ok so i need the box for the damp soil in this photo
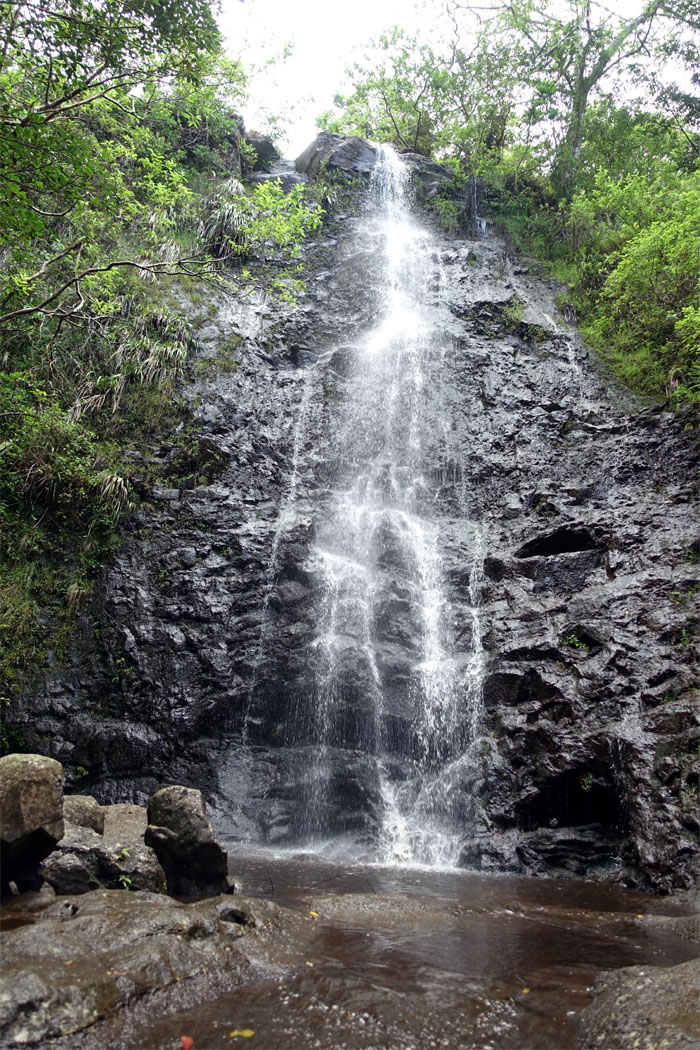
[123,851,696,1050]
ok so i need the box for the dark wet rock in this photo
[244,132,280,171]
[40,821,165,895]
[0,754,64,894]
[575,956,700,1049]
[0,888,290,1049]
[145,785,231,896]
[295,131,378,178]
[63,796,104,835]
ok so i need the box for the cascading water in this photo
[221,145,486,867]
[293,148,485,865]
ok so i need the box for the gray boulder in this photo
[63,795,104,835]
[40,821,165,895]
[145,785,231,896]
[0,753,64,893]
[295,132,378,179]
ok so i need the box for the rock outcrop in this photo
[295,131,378,178]
[0,754,64,893]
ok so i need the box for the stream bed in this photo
[133,851,697,1050]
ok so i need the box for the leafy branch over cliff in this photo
[322,0,700,404]
[0,0,322,717]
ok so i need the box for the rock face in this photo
[0,754,64,893]
[10,139,700,892]
[295,131,378,178]
[146,785,230,896]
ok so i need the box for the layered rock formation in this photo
[8,137,698,892]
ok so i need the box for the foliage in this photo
[572,167,700,399]
[0,0,325,712]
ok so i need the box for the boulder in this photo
[295,132,378,179]
[63,795,104,835]
[0,753,64,893]
[145,785,231,896]
[40,821,165,895]
[244,132,280,171]
[101,802,147,843]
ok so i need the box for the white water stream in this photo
[291,148,485,865]
[218,146,485,867]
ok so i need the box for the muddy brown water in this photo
[139,850,696,1050]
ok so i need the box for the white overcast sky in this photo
[216,0,690,158]
[217,0,430,156]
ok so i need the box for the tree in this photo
[319,26,518,172]
[446,0,700,195]
[0,0,226,332]
[448,1,675,195]
[320,28,453,157]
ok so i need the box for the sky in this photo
[217,0,430,156]
[216,0,692,159]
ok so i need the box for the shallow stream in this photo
[139,851,696,1050]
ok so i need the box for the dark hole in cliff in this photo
[514,526,602,559]
[483,668,563,708]
[516,769,628,834]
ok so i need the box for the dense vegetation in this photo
[0,0,321,725]
[321,0,700,405]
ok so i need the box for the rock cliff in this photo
[12,137,699,892]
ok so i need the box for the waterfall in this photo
[218,145,485,867]
[290,147,484,865]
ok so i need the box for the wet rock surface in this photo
[576,956,700,1049]
[11,147,700,891]
[0,887,301,1049]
